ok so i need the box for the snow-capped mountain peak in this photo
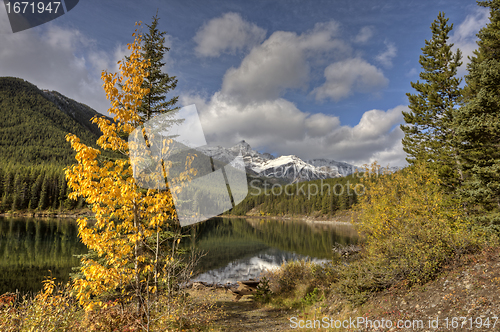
[196,141,359,183]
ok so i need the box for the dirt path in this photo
[189,288,295,331]
[190,247,500,332]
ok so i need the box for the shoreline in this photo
[220,213,353,225]
[0,210,353,225]
[0,209,94,219]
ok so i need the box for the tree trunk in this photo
[133,201,141,314]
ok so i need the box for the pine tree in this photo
[29,172,44,210]
[330,193,338,214]
[401,12,463,189]
[0,168,4,198]
[321,193,329,214]
[455,0,500,225]
[3,171,12,198]
[138,12,178,122]
[38,175,49,210]
[58,172,67,209]
[11,171,22,211]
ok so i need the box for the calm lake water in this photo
[0,216,357,294]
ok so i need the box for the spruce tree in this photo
[321,194,329,214]
[38,176,49,210]
[29,172,44,210]
[138,12,178,122]
[0,168,3,198]
[455,0,500,225]
[11,171,22,211]
[401,12,463,189]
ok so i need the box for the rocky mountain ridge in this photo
[197,140,360,183]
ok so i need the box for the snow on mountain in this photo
[305,158,360,177]
[196,140,360,183]
[251,155,341,183]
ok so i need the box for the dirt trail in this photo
[191,248,500,332]
[189,288,295,331]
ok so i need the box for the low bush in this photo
[335,163,482,305]
[266,260,337,297]
[0,278,81,332]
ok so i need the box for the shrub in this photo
[301,288,324,306]
[266,260,337,298]
[0,278,81,332]
[254,276,273,303]
[336,162,481,304]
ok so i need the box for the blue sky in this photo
[0,0,490,166]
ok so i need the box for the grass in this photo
[0,279,222,332]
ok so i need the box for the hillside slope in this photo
[0,77,104,165]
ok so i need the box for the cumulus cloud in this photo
[221,22,351,103]
[353,26,374,44]
[312,58,388,101]
[375,40,397,68]
[194,12,266,57]
[181,92,407,166]
[0,10,132,114]
[450,7,489,75]
[183,19,403,165]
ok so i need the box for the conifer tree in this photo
[0,168,4,198]
[29,172,43,210]
[138,12,178,122]
[401,12,463,189]
[455,0,500,225]
[11,171,22,211]
[58,173,67,209]
[38,176,49,210]
[321,194,329,214]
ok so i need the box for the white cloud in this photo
[353,26,374,44]
[182,92,407,166]
[450,7,489,75]
[406,67,418,77]
[375,40,397,68]
[183,19,403,166]
[221,22,351,103]
[194,12,266,57]
[0,10,134,114]
[312,58,388,101]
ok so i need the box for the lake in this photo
[0,216,358,294]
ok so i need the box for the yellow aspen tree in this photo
[65,22,194,312]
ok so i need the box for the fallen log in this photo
[229,280,260,302]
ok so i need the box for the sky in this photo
[0,0,490,166]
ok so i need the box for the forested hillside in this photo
[227,175,363,216]
[0,163,85,213]
[0,77,103,165]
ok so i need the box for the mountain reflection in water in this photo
[0,217,87,295]
[188,217,357,284]
[0,216,357,293]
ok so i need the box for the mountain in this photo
[0,77,104,165]
[305,158,359,176]
[197,140,359,183]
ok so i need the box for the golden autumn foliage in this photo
[334,162,480,305]
[355,162,467,244]
[354,162,477,283]
[65,23,194,312]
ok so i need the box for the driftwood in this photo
[185,280,261,301]
[229,280,260,302]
